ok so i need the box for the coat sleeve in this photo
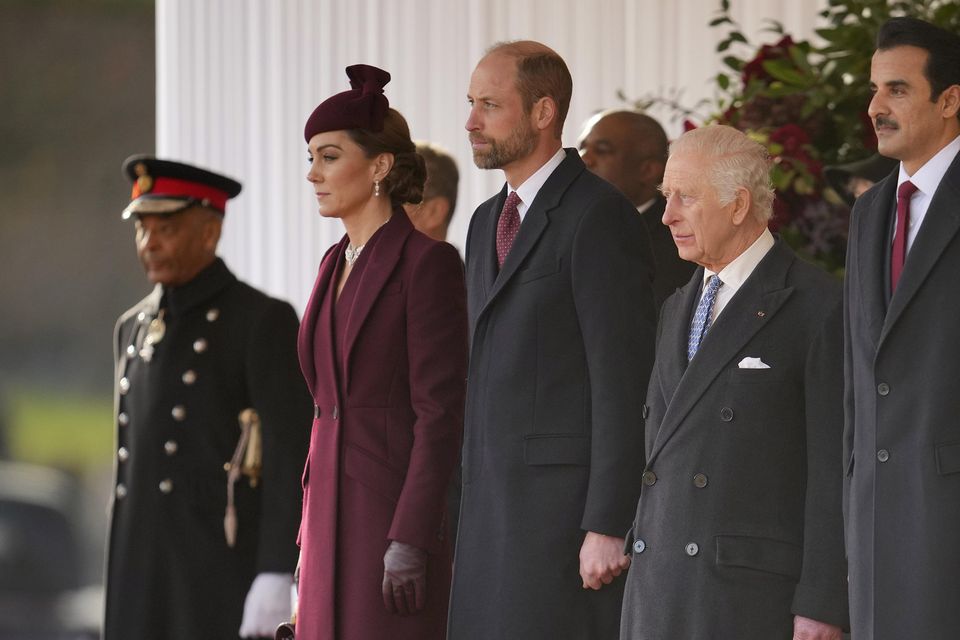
[791,297,850,629]
[571,195,657,536]
[245,299,313,573]
[388,241,469,553]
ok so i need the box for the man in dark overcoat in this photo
[620,125,848,639]
[447,41,657,639]
[844,18,960,639]
[578,109,695,308]
[104,156,311,639]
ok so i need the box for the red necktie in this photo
[496,191,522,268]
[891,180,918,293]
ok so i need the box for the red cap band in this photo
[131,177,230,211]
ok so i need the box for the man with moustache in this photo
[579,110,694,307]
[105,156,311,639]
[447,41,657,639]
[843,18,960,639]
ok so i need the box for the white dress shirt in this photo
[896,134,960,253]
[508,148,566,222]
[699,228,775,324]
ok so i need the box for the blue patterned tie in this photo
[688,275,723,361]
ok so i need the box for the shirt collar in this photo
[703,228,775,290]
[898,133,960,196]
[508,148,566,210]
[635,197,657,215]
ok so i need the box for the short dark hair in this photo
[486,41,572,138]
[877,17,960,118]
[416,143,459,223]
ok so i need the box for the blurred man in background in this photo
[404,142,459,242]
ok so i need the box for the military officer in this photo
[105,156,312,639]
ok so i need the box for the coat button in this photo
[137,312,146,323]
[164,440,178,456]
[115,483,127,500]
[877,449,890,463]
[119,377,131,395]
[118,412,129,427]
[181,370,197,385]
[633,539,646,554]
[206,308,220,322]
[313,404,320,419]
[693,473,708,488]
[719,407,734,422]
[193,338,208,353]
[159,479,173,494]
[877,382,890,396]
[126,344,137,357]
[685,542,700,556]
[118,447,129,463]
[171,405,186,421]
[642,470,657,486]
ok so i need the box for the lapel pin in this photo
[757,310,766,318]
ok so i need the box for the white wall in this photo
[156,0,825,312]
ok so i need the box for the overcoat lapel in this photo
[477,188,505,301]
[656,271,702,406]
[474,150,583,325]
[856,174,897,349]
[298,241,345,395]
[881,156,960,346]
[646,241,795,465]
[342,211,413,389]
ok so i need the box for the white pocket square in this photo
[738,357,770,369]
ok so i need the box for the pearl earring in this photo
[374,180,381,197]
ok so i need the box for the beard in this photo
[471,118,538,169]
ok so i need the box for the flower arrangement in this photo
[631,0,960,275]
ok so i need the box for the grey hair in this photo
[669,124,775,223]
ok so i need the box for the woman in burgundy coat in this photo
[294,64,468,640]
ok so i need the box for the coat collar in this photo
[646,238,796,464]
[881,152,960,345]
[474,148,584,324]
[297,240,343,396]
[162,257,236,317]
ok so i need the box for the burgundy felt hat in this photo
[304,64,391,142]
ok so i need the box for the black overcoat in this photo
[844,152,960,639]
[104,258,311,639]
[620,240,849,639]
[448,150,657,639]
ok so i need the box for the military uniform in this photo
[104,156,311,639]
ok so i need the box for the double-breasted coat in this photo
[105,258,311,638]
[844,151,960,639]
[295,211,467,640]
[447,150,657,639]
[620,239,849,639]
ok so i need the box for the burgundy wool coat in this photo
[295,211,468,640]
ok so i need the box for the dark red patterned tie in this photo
[496,191,522,268]
[891,180,918,293]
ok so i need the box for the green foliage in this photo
[7,387,113,473]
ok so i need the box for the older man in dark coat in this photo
[105,156,311,639]
[620,125,848,640]
[448,42,657,640]
[844,18,960,639]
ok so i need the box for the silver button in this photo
[115,484,127,499]
[137,312,146,322]
[181,370,197,385]
[877,449,890,463]
[126,344,137,357]
[633,539,646,554]
[159,479,173,494]
[119,377,131,395]
[164,440,178,456]
[118,447,129,463]
[877,383,890,396]
[118,412,129,427]
[171,405,186,421]
[206,308,220,322]
[193,338,208,353]
[685,542,700,556]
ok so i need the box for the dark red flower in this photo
[682,119,698,132]
[741,35,796,85]
[769,123,810,156]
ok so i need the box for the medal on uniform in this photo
[139,309,166,362]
